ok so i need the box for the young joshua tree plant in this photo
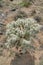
[5,18,42,54]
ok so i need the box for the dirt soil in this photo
[0,0,43,65]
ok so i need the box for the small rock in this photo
[34,16,41,22]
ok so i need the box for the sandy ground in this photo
[0,0,43,65]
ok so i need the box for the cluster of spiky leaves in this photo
[5,18,41,52]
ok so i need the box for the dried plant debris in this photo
[14,11,28,20]
[39,55,43,65]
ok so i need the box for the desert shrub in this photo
[0,0,3,7]
[19,0,32,7]
[0,0,4,7]
[0,48,3,56]
[40,56,43,65]
[5,18,42,53]
[40,60,43,65]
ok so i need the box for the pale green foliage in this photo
[40,60,43,65]
[5,18,41,51]
[19,0,32,7]
[40,57,43,65]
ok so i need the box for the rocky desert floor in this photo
[0,0,43,65]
